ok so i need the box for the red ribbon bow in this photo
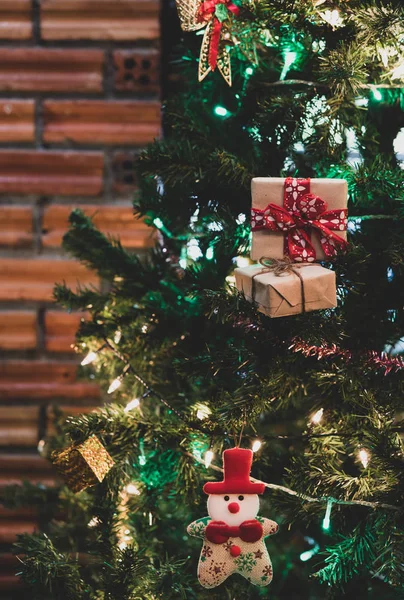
[206,519,263,544]
[251,177,348,262]
[197,0,239,71]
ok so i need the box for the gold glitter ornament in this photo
[51,435,115,493]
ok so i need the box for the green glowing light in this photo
[372,87,382,101]
[206,246,214,260]
[214,105,230,118]
[300,549,315,562]
[245,66,254,76]
[280,50,297,81]
[153,217,164,229]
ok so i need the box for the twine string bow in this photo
[251,257,309,313]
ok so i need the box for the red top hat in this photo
[203,447,265,495]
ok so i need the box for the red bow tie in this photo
[206,519,263,544]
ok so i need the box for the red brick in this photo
[0,521,36,543]
[0,100,34,142]
[0,48,104,93]
[44,310,85,352]
[0,405,97,446]
[0,258,99,302]
[41,0,159,41]
[0,205,33,247]
[112,152,137,193]
[42,205,155,249]
[43,100,161,145]
[0,0,32,40]
[0,311,36,350]
[113,49,159,94]
[0,151,104,196]
[0,361,101,402]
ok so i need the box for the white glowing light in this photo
[359,448,370,469]
[226,275,236,287]
[114,330,122,344]
[252,440,262,453]
[125,398,140,412]
[235,256,250,268]
[196,404,211,420]
[81,350,97,366]
[118,541,128,550]
[108,377,122,394]
[206,246,214,260]
[391,61,404,81]
[37,439,45,453]
[88,517,100,528]
[311,408,324,424]
[204,450,214,468]
[126,483,141,496]
[148,512,153,526]
[236,213,246,225]
[141,324,148,333]
[319,9,343,28]
[187,238,203,261]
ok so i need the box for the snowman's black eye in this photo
[224,495,230,501]
[238,495,244,501]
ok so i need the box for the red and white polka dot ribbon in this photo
[251,177,348,262]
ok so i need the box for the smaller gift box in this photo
[251,177,348,262]
[235,262,336,318]
[51,435,114,493]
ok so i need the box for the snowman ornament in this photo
[187,447,278,588]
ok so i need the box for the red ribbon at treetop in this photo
[197,0,240,71]
[251,177,348,262]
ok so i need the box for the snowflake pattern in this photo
[188,516,211,538]
[235,552,257,573]
[201,545,213,562]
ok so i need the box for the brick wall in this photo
[0,1,161,593]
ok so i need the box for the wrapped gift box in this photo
[235,263,336,318]
[52,435,114,493]
[251,177,348,262]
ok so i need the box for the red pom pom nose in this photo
[228,502,240,514]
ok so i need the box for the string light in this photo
[322,498,333,531]
[196,404,211,420]
[372,86,383,101]
[204,450,214,468]
[153,217,164,229]
[108,377,122,394]
[319,8,343,28]
[235,256,250,268]
[213,105,231,118]
[126,483,141,496]
[124,397,140,412]
[358,448,371,469]
[280,49,297,81]
[311,408,324,424]
[81,350,97,366]
[300,537,320,562]
[114,330,122,344]
[148,512,153,526]
[206,246,214,260]
[252,440,262,453]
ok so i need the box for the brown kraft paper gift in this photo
[235,263,337,318]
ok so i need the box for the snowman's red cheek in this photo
[228,502,240,513]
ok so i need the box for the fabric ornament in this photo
[187,447,278,588]
[175,0,240,85]
[251,177,348,262]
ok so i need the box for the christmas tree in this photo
[4,1,404,598]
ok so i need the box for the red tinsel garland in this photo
[290,338,404,376]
